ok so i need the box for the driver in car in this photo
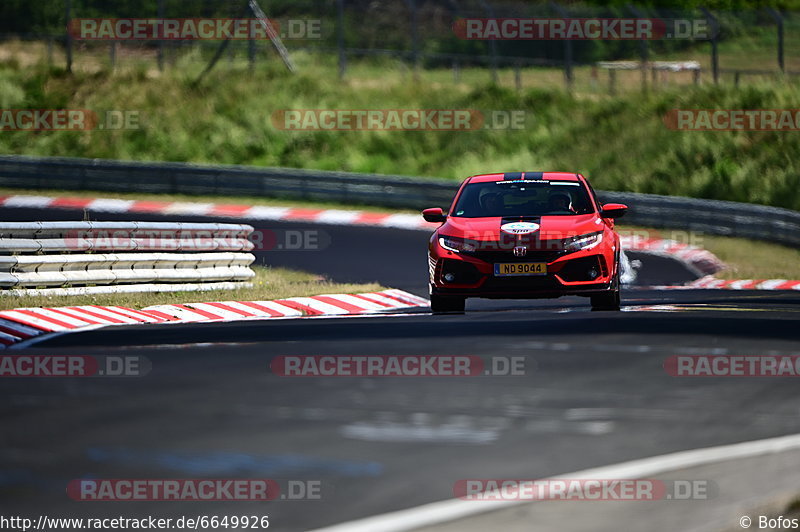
[481,193,504,215]
[548,192,575,213]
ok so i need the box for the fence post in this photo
[766,8,785,74]
[627,4,649,92]
[403,0,420,82]
[700,8,719,84]
[609,69,617,95]
[515,62,522,91]
[157,0,165,71]
[248,38,256,72]
[734,71,740,87]
[453,60,460,83]
[550,1,573,92]
[65,0,73,73]
[109,42,116,70]
[478,0,499,84]
[337,0,347,79]
[47,37,54,66]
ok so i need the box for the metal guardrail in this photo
[0,155,798,248]
[0,155,454,209]
[599,190,800,248]
[0,221,256,290]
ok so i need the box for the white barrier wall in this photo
[0,222,256,292]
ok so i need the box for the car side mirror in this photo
[601,203,628,219]
[422,207,447,223]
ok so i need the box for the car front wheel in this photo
[590,288,620,311]
[430,293,466,314]
[591,265,621,311]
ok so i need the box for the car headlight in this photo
[439,236,477,253]
[563,232,603,252]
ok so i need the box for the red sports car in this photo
[423,171,628,312]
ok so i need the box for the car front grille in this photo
[465,249,566,264]
[481,275,561,291]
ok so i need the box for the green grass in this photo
[0,266,384,312]
[692,234,800,280]
[2,44,800,211]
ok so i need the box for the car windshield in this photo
[451,180,595,218]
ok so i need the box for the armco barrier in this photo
[0,221,256,292]
[0,154,454,209]
[0,155,798,248]
[600,190,800,248]
[0,221,255,253]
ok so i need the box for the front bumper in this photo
[429,245,617,299]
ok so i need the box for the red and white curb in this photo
[0,289,429,348]
[0,194,438,231]
[689,276,800,290]
[618,235,725,276]
[638,276,800,291]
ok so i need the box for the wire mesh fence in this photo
[0,1,798,94]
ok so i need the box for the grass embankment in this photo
[1,51,800,209]
[0,266,383,312]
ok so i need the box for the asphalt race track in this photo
[1,206,800,531]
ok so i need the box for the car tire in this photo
[591,263,621,311]
[591,289,620,311]
[430,294,466,314]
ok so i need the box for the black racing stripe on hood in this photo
[500,216,541,224]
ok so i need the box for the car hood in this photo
[440,214,603,241]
